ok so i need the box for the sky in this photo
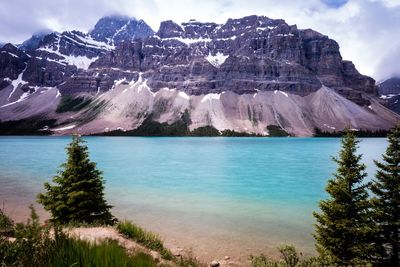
[0,0,400,80]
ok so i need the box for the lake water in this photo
[0,137,387,262]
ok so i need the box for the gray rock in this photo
[210,260,220,267]
[90,15,154,45]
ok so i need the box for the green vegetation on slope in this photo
[0,207,158,267]
[56,95,92,113]
[99,112,266,137]
[190,125,220,136]
[266,125,289,137]
[117,220,173,260]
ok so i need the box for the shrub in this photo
[0,208,158,267]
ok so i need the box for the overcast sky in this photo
[0,0,399,80]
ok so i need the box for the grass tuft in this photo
[117,220,174,260]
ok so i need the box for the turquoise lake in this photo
[0,137,387,260]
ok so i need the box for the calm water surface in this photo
[0,137,387,260]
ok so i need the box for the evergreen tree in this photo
[38,135,114,225]
[371,126,400,267]
[313,130,375,265]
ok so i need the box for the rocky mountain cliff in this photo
[0,15,398,136]
[378,77,400,114]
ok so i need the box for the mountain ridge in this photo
[0,15,399,136]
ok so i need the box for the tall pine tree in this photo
[38,135,115,225]
[313,130,375,265]
[371,126,400,267]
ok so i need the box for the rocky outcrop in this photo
[87,15,375,103]
[378,77,400,95]
[378,77,400,114]
[89,15,154,45]
[0,16,152,96]
[18,31,51,51]
[0,44,30,82]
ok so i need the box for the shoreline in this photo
[1,198,317,265]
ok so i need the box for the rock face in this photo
[378,77,400,114]
[89,15,375,103]
[379,77,400,95]
[0,15,398,136]
[18,31,51,51]
[89,15,154,45]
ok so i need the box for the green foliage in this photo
[174,252,203,267]
[190,126,220,136]
[46,236,157,267]
[314,128,389,137]
[371,125,400,267]
[79,99,108,124]
[0,210,158,267]
[133,116,189,136]
[0,118,55,135]
[278,245,300,267]
[0,208,14,236]
[267,125,289,137]
[117,220,173,260]
[250,245,322,267]
[56,95,92,113]
[313,130,376,265]
[250,254,278,267]
[98,111,266,137]
[38,135,115,225]
[0,205,54,267]
[220,129,263,137]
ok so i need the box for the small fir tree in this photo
[371,126,400,267]
[313,130,375,265]
[38,135,114,225]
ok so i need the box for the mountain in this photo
[0,15,398,136]
[378,77,400,114]
[18,30,52,51]
[0,42,4,48]
[89,15,154,45]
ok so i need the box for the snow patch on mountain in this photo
[64,55,98,70]
[160,36,212,45]
[38,45,99,70]
[201,93,221,103]
[8,67,28,100]
[205,52,229,67]
[274,90,288,97]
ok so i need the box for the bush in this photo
[190,126,220,136]
[0,208,158,267]
[0,208,14,236]
[266,125,289,137]
[250,245,325,267]
[47,236,157,267]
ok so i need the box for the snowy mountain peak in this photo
[18,30,52,51]
[89,15,154,45]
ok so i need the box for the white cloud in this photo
[0,0,399,80]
